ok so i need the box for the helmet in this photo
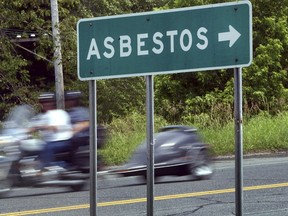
[38,92,55,102]
[65,90,82,100]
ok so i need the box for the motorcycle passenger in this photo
[65,91,89,145]
[65,90,106,171]
[33,92,73,170]
[64,91,89,168]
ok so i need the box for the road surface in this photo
[1,156,288,215]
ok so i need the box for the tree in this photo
[154,0,288,123]
[0,0,168,121]
[0,0,87,120]
[0,36,35,119]
[2,0,288,125]
[242,0,288,115]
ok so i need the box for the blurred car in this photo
[112,125,213,181]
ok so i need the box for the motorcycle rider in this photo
[32,92,73,170]
[0,95,89,195]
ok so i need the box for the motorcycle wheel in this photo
[193,164,213,180]
[188,149,213,180]
[69,181,86,191]
[0,179,11,198]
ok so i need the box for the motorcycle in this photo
[0,105,106,198]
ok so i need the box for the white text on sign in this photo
[86,27,209,60]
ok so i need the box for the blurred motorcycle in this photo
[111,125,214,181]
[0,105,106,198]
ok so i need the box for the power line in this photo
[12,42,53,63]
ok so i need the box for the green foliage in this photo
[240,0,288,116]
[201,112,288,157]
[0,34,36,119]
[154,0,288,123]
[201,121,235,156]
[2,0,288,129]
[97,77,146,123]
[182,89,234,128]
[243,112,288,152]
[0,0,166,121]
[2,0,288,164]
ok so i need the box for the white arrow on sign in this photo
[218,25,241,47]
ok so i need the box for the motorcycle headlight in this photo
[160,142,176,149]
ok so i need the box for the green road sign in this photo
[77,1,252,80]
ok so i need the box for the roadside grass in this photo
[201,112,288,157]
[243,112,288,152]
[101,112,288,166]
[200,121,235,156]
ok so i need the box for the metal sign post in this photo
[146,75,155,216]
[89,80,98,216]
[234,67,243,216]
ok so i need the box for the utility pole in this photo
[50,0,64,109]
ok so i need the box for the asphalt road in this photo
[1,156,288,216]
